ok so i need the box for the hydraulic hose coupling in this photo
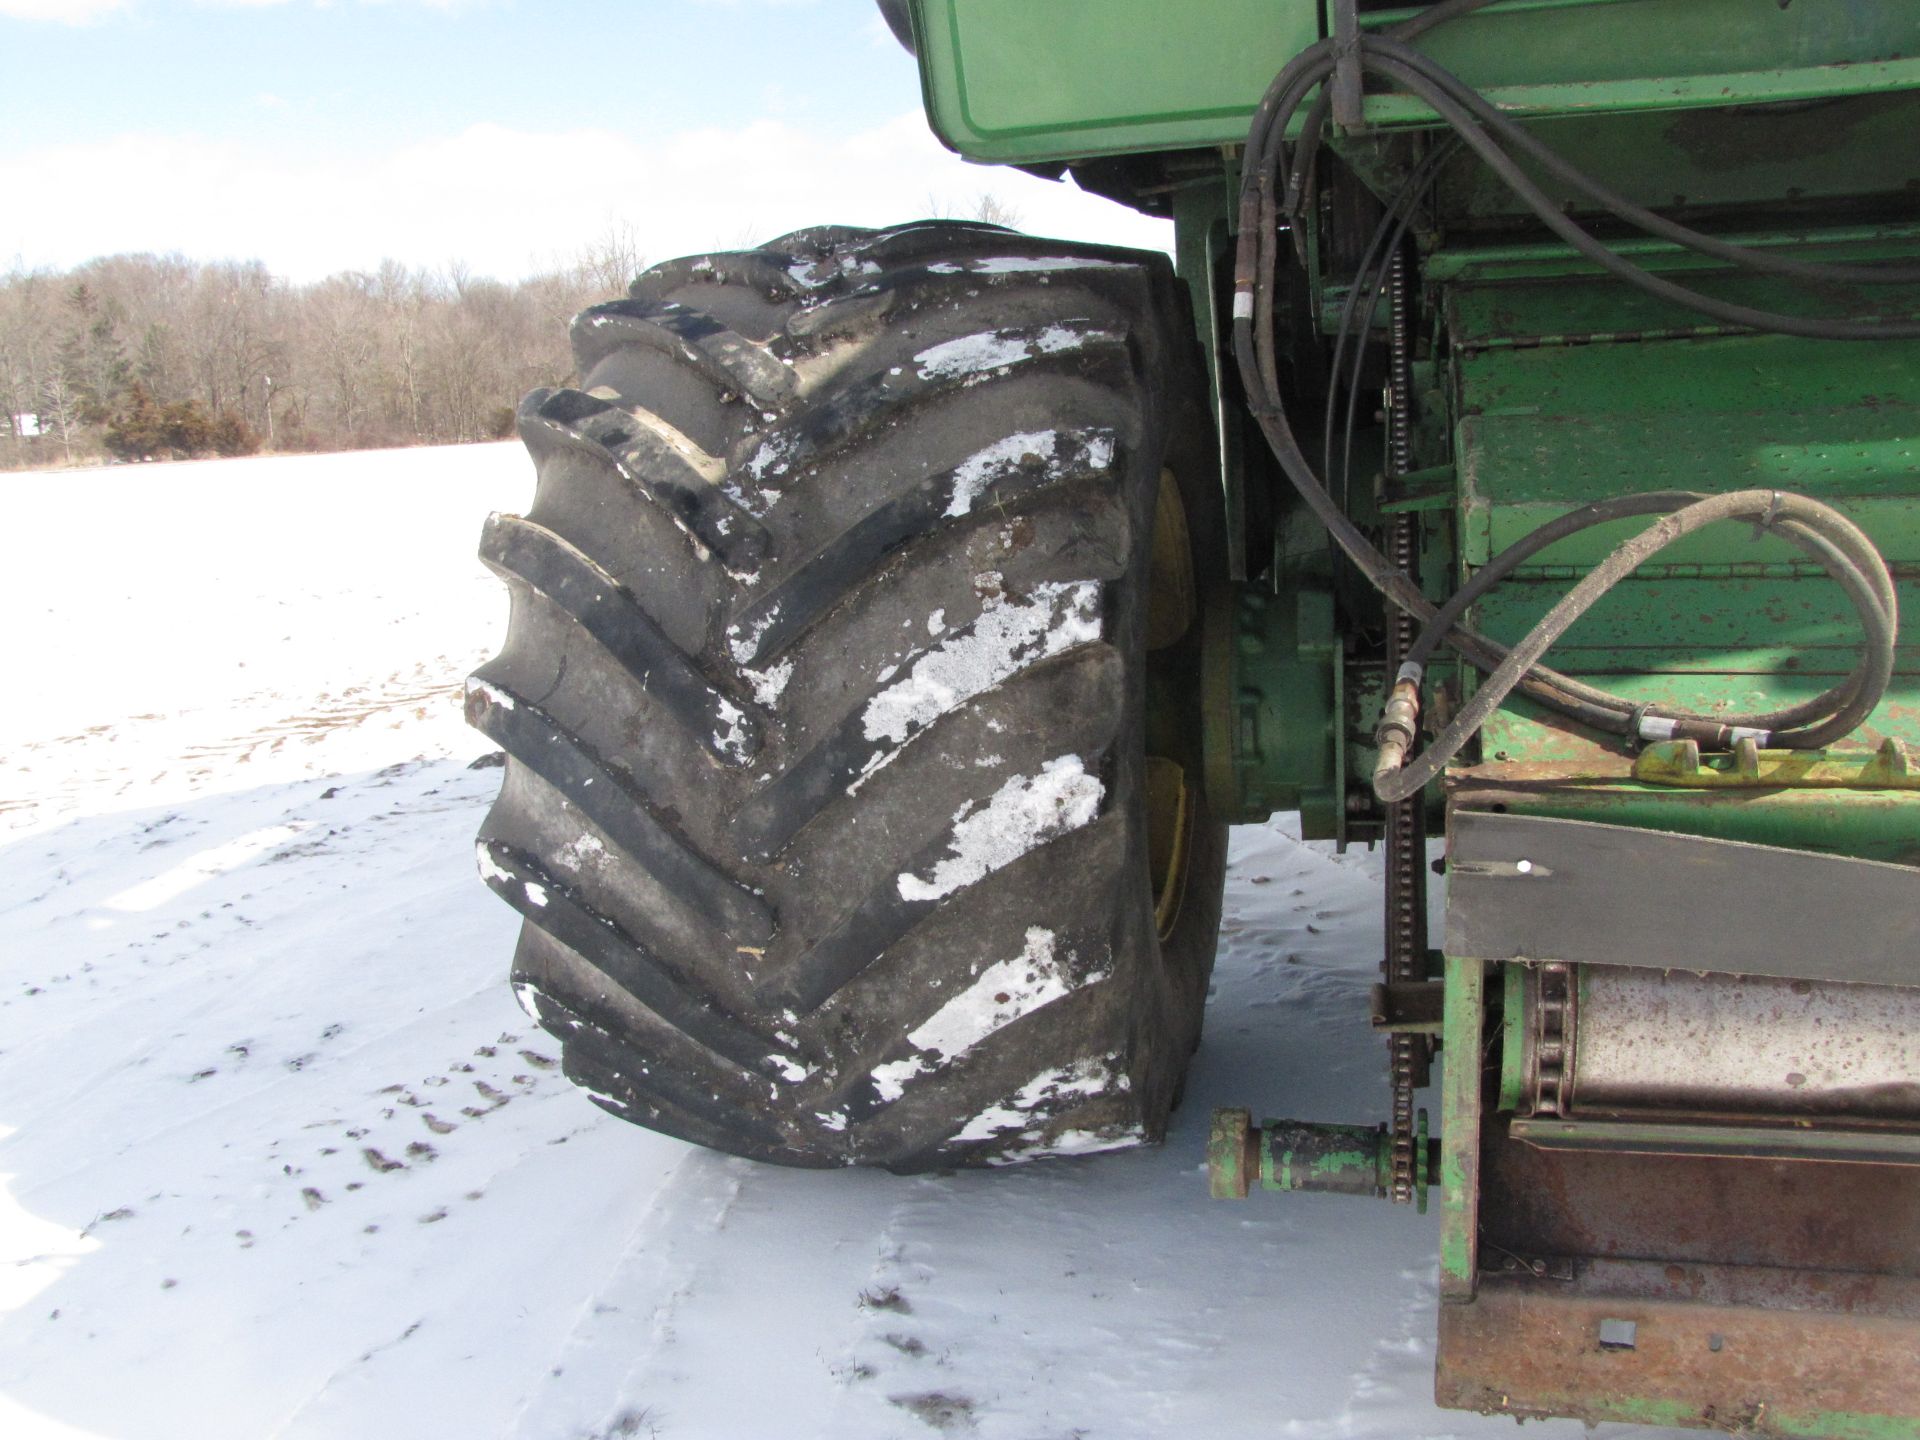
[1635,711,1772,752]
[1374,662,1424,782]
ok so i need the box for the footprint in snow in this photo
[889,1393,977,1432]
[276,1037,560,1220]
[858,1286,912,1314]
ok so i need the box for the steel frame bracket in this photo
[1438,1267,1920,1438]
[1445,811,1920,990]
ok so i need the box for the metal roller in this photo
[1508,963,1920,1125]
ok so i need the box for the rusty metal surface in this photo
[1635,736,1919,791]
[1264,1119,1392,1199]
[1510,1116,1920,1168]
[1437,1267,1920,1436]
[1522,960,1576,1117]
[1207,1107,1257,1200]
[1525,965,1920,1122]
[1478,1131,1920,1279]
[1369,979,1444,1033]
[1457,736,1920,794]
[1454,959,1920,1434]
[1573,1258,1920,1315]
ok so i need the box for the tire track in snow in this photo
[0,764,516,1190]
[0,451,1705,1440]
[495,1153,755,1440]
[818,1159,1299,1440]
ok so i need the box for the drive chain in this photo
[1383,248,1428,1205]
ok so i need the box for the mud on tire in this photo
[468,221,1227,1171]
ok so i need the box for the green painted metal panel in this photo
[1368,0,1920,86]
[1447,270,1920,356]
[1539,1394,1920,1440]
[1775,1412,1920,1440]
[909,0,1320,164]
[909,0,1920,165]
[1452,304,1920,555]
[1422,96,1920,225]
[1471,578,1920,676]
[1437,954,1485,1300]
[1495,963,1525,1114]
[1427,227,1920,287]
[1472,503,1920,566]
[1356,55,1920,126]
[1453,316,1920,572]
[1455,774,1920,864]
[1449,269,1920,858]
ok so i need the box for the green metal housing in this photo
[910,0,1920,165]
[1445,258,1920,860]
[905,0,1920,856]
[903,2,1920,1435]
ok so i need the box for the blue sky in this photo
[1,0,1168,280]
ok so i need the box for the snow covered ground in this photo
[0,444,1696,1440]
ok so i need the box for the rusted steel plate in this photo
[1478,1132,1920,1278]
[1437,1268,1920,1437]
[1509,1116,1920,1167]
[1445,812,1920,988]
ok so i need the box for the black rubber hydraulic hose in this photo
[1367,35,1920,288]
[1373,490,1900,801]
[1363,53,1920,340]
[1402,490,1896,737]
[1233,11,1904,786]
[1322,139,1459,494]
[1279,0,1510,236]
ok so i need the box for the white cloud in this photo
[2,0,486,14]
[0,0,127,21]
[0,112,1171,283]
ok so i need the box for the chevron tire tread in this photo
[469,221,1226,1171]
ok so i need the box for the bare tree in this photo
[973,192,1023,228]
[303,271,386,445]
[39,364,84,463]
[0,266,56,464]
[572,220,646,298]
[186,260,279,424]
[923,191,1025,230]
[0,245,634,466]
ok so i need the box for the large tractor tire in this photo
[468,222,1227,1171]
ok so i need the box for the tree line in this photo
[0,235,644,470]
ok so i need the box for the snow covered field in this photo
[0,445,1695,1440]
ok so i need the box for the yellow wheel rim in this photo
[1145,468,1198,942]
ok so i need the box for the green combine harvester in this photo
[468,1,1920,1431]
